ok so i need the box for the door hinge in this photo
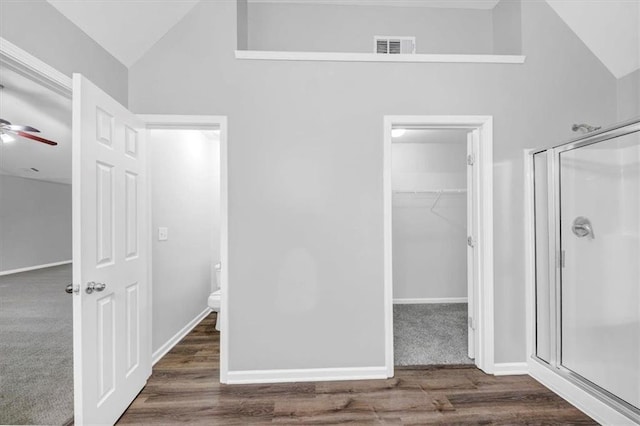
[468,316,475,330]
[559,250,565,268]
[467,154,474,166]
[467,236,475,247]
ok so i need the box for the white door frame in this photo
[0,37,72,97]
[383,115,495,376]
[138,114,229,384]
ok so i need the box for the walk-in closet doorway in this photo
[383,116,495,376]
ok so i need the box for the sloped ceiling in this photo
[546,0,640,79]
[47,0,199,68]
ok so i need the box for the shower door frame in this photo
[524,118,640,425]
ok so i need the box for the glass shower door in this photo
[559,131,640,409]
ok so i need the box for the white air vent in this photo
[374,36,416,54]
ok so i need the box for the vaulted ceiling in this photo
[47,0,199,68]
[546,0,639,78]
[45,0,640,79]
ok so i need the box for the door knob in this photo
[86,282,106,294]
[65,284,73,294]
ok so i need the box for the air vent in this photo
[374,36,416,55]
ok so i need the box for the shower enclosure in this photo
[528,119,640,423]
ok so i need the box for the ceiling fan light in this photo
[1,133,15,143]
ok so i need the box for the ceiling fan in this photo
[0,118,58,146]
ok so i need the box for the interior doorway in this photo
[146,127,221,363]
[383,116,495,377]
[390,128,473,366]
[140,115,229,383]
[0,56,73,425]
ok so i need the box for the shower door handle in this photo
[572,217,594,239]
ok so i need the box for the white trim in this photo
[235,50,526,64]
[247,0,501,9]
[393,297,467,304]
[137,115,223,129]
[383,118,394,379]
[0,260,72,276]
[139,114,229,384]
[152,307,212,366]
[493,362,528,376]
[226,366,387,385]
[529,360,634,425]
[0,37,72,96]
[383,115,495,376]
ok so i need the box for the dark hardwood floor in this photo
[117,314,597,425]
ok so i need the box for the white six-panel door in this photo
[72,74,150,425]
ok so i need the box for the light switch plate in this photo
[158,227,168,241]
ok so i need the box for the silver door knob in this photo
[86,282,106,294]
[65,284,73,294]
[572,216,594,239]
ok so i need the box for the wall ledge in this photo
[235,50,526,64]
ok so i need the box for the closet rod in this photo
[392,189,467,211]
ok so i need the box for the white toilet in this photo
[208,263,222,331]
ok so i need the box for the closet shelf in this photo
[392,189,467,211]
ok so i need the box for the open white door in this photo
[466,129,480,360]
[72,74,150,425]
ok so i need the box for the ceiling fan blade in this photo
[0,118,11,126]
[15,130,58,146]
[5,124,40,133]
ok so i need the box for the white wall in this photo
[150,129,220,354]
[248,2,494,54]
[0,0,128,106]
[0,175,71,273]
[617,69,640,122]
[493,0,522,55]
[129,0,617,370]
[392,138,467,300]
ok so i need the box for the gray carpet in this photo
[394,303,474,366]
[0,264,73,425]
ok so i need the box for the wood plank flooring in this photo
[117,314,597,425]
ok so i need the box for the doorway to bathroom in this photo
[142,116,229,381]
[383,116,494,376]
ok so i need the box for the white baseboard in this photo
[393,297,467,304]
[0,260,72,276]
[493,362,528,376]
[226,366,388,384]
[152,307,212,366]
[528,360,634,425]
